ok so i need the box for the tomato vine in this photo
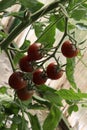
[0,0,87,130]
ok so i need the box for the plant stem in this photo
[0,0,66,50]
[5,50,15,72]
[18,99,25,130]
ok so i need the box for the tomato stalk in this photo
[7,46,27,53]
[67,34,77,43]
[38,19,68,67]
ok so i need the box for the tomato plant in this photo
[0,0,87,130]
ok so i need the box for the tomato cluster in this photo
[8,43,64,101]
[8,40,79,100]
[8,43,45,101]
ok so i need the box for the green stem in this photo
[5,50,15,72]
[8,46,27,53]
[18,99,25,130]
[0,0,65,50]
[67,34,77,43]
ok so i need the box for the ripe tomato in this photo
[33,69,47,85]
[16,88,34,101]
[46,62,63,80]
[28,43,43,61]
[19,55,34,72]
[61,40,79,58]
[8,72,27,90]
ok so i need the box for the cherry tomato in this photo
[16,88,34,101]
[19,55,34,72]
[33,69,47,85]
[28,43,43,61]
[8,72,27,90]
[46,62,63,80]
[61,40,79,58]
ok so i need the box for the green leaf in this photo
[0,86,7,94]
[18,119,29,130]
[44,91,63,106]
[12,115,22,125]
[33,22,45,37]
[76,23,87,30]
[28,113,41,130]
[82,3,87,8]
[38,84,56,93]
[32,95,51,108]
[28,103,46,110]
[0,113,5,123]
[43,105,61,130]
[68,104,78,115]
[50,14,65,32]
[5,11,25,20]
[68,0,83,10]
[0,0,16,12]
[4,102,19,115]
[19,0,44,13]
[37,85,62,106]
[78,39,87,45]
[66,58,77,89]
[0,94,12,104]
[20,40,30,51]
[71,9,86,21]
[68,22,75,30]
[11,124,18,130]
[0,31,7,42]
[56,18,65,32]
[38,23,56,48]
[13,52,24,65]
[56,88,87,100]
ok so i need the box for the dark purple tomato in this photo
[61,40,79,58]
[46,62,63,80]
[8,72,27,90]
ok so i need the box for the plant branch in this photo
[0,0,66,50]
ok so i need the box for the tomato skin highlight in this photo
[28,43,43,61]
[33,69,47,85]
[19,55,34,72]
[16,88,34,101]
[8,72,27,90]
[61,40,78,58]
[46,62,63,80]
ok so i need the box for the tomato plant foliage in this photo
[0,0,87,130]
